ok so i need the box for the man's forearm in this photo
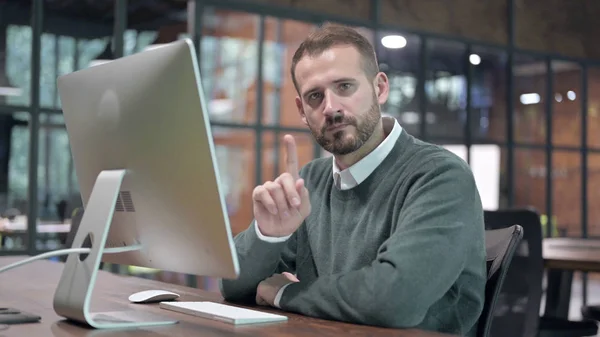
[219,221,290,303]
[279,263,412,327]
[279,221,468,329]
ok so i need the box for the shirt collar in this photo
[332,116,402,188]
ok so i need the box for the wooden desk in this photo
[0,217,71,234]
[543,237,600,272]
[542,238,600,318]
[0,217,71,250]
[0,257,455,337]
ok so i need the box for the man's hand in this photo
[256,272,299,307]
[252,135,311,237]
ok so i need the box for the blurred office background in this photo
[1,0,600,311]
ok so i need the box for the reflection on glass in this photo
[552,61,581,147]
[1,23,32,107]
[514,148,547,228]
[212,127,256,236]
[470,47,507,143]
[262,132,315,181]
[38,1,119,109]
[441,143,502,211]
[262,18,316,127]
[587,67,600,149]
[551,151,580,237]
[0,112,30,251]
[34,114,79,251]
[588,154,600,237]
[375,31,421,137]
[37,114,79,221]
[424,40,467,139]
[513,54,547,144]
[40,34,76,109]
[123,1,189,56]
[202,8,258,124]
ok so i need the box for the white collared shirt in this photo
[257,116,403,307]
[332,117,402,190]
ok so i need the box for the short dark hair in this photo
[290,23,379,94]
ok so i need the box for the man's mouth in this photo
[326,123,349,132]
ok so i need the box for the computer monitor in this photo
[53,38,240,329]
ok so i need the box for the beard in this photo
[309,92,381,156]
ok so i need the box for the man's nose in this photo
[322,91,342,118]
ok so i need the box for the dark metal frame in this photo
[505,0,515,207]
[26,0,42,256]
[0,0,597,301]
[545,57,553,238]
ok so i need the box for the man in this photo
[219,23,486,336]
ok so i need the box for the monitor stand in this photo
[52,169,178,329]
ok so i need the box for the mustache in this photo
[322,114,357,132]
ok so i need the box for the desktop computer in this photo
[53,38,240,329]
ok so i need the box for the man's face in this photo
[294,45,389,155]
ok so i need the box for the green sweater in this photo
[219,130,486,336]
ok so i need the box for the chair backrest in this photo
[478,224,523,337]
[483,208,545,337]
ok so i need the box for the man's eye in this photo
[339,83,352,91]
[309,92,322,101]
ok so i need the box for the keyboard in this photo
[159,301,288,325]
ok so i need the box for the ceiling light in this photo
[469,54,481,65]
[520,93,540,105]
[381,35,407,49]
[555,93,563,102]
[567,90,576,101]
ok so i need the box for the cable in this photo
[0,245,142,274]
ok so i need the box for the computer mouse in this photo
[128,290,180,304]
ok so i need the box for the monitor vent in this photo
[115,191,135,212]
[115,196,125,212]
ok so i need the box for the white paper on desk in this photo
[159,301,288,325]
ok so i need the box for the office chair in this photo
[582,305,600,324]
[478,224,523,337]
[484,209,598,337]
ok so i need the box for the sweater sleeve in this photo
[219,221,298,304]
[279,157,485,328]
[220,165,312,304]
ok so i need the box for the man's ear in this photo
[373,72,389,105]
[295,96,307,125]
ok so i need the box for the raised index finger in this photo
[284,134,300,180]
